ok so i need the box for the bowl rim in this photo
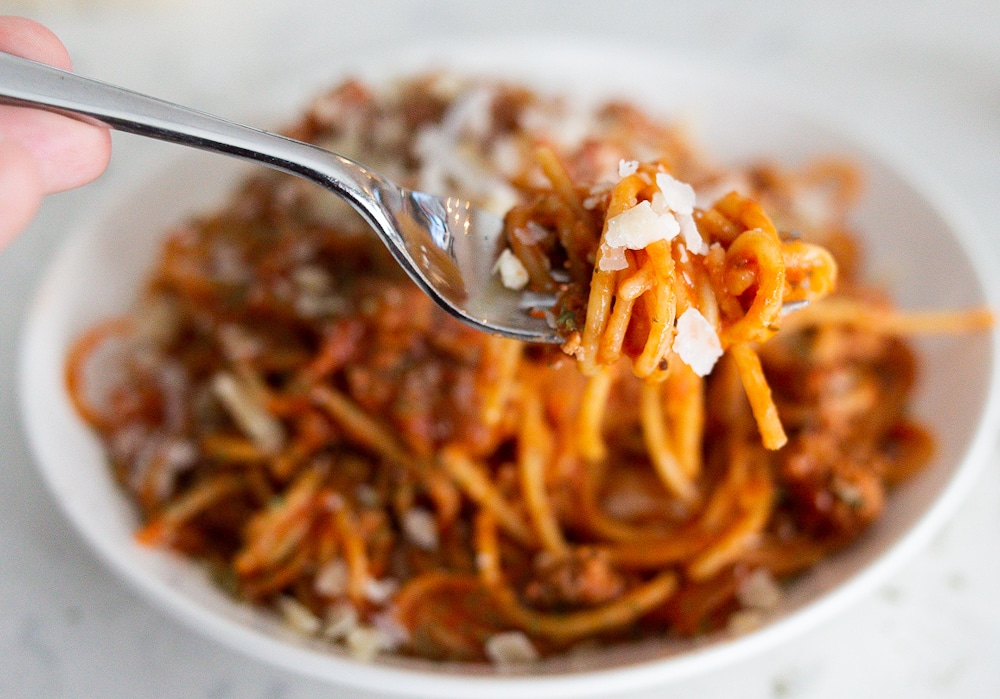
[17,34,1000,699]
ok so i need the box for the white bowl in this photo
[18,38,1000,699]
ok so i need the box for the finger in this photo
[0,15,111,193]
[0,15,73,70]
[0,138,44,249]
[0,104,112,193]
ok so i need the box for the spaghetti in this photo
[66,75,991,664]
[501,157,838,452]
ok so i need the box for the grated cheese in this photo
[152,438,197,501]
[513,221,549,245]
[412,84,518,214]
[345,626,384,662]
[604,200,680,250]
[597,242,629,272]
[277,596,321,635]
[727,609,764,635]
[211,372,285,454]
[493,248,530,290]
[736,568,784,611]
[314,559,349,597]
[482,185,522,219]
[618,159,639,178]
[216,324,263,363]
[370,610,411,650]
[363,577,399,605]
[292,265,333,295]
[672,308,724,377]
[484,630,540,668]
[401,507,440,551]
[678,212,708,255]
[654,172,696,214]
[519,100,594,149]
[491,136,523,178]
[322,602,359,641]
[652,173,707,254]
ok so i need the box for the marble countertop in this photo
[2,2,1000,697]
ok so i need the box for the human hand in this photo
[0,16,111,250]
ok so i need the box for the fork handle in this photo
[0,51,385,215]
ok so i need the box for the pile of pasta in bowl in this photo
[57,69,992,682]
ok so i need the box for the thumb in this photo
[0,136,44,249]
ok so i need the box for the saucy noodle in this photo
[66,74,991,663]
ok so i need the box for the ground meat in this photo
[778,431,886,542]
[523,548,625,610]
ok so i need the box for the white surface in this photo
[2,2,1000,697]
[18,39,1000,698]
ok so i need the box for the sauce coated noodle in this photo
[67,75,991,663]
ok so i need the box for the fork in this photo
[0,51,561,344]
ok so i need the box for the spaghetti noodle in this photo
[501,157,838,452]
[66,75,991,664]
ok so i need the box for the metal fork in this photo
[0,51,560,344]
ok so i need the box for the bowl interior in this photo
[18,39,999,698]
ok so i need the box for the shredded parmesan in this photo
[322,602,359,641]
[210,241,250,284]
[484,630,539,667]
[314,559,349,597]
[678,212,707,254]
[597,242,629,272]
[654,173,695,212]
[618,159,639,178]
[370,610,411,650]
[292,259,350,318]
[216,324,263,363]
[672,308,724,377]
[363,577,399,605]
[151,438,197,501]
[604,200,680,250]
[491,136,523,177]
[519,100,594,149]
[343,618,407,661]
[727,608,764,635]
[513,221,549,245]
[494,248,530,290]
[345,626,384,662]
[736,569,783,611]
[652,173,707,254]
[412,84,518,215]
[401,507,439,551]
[483,185,521,219]
[292,265,333,294]
[277,596,321,636]
[211,372,285,454]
